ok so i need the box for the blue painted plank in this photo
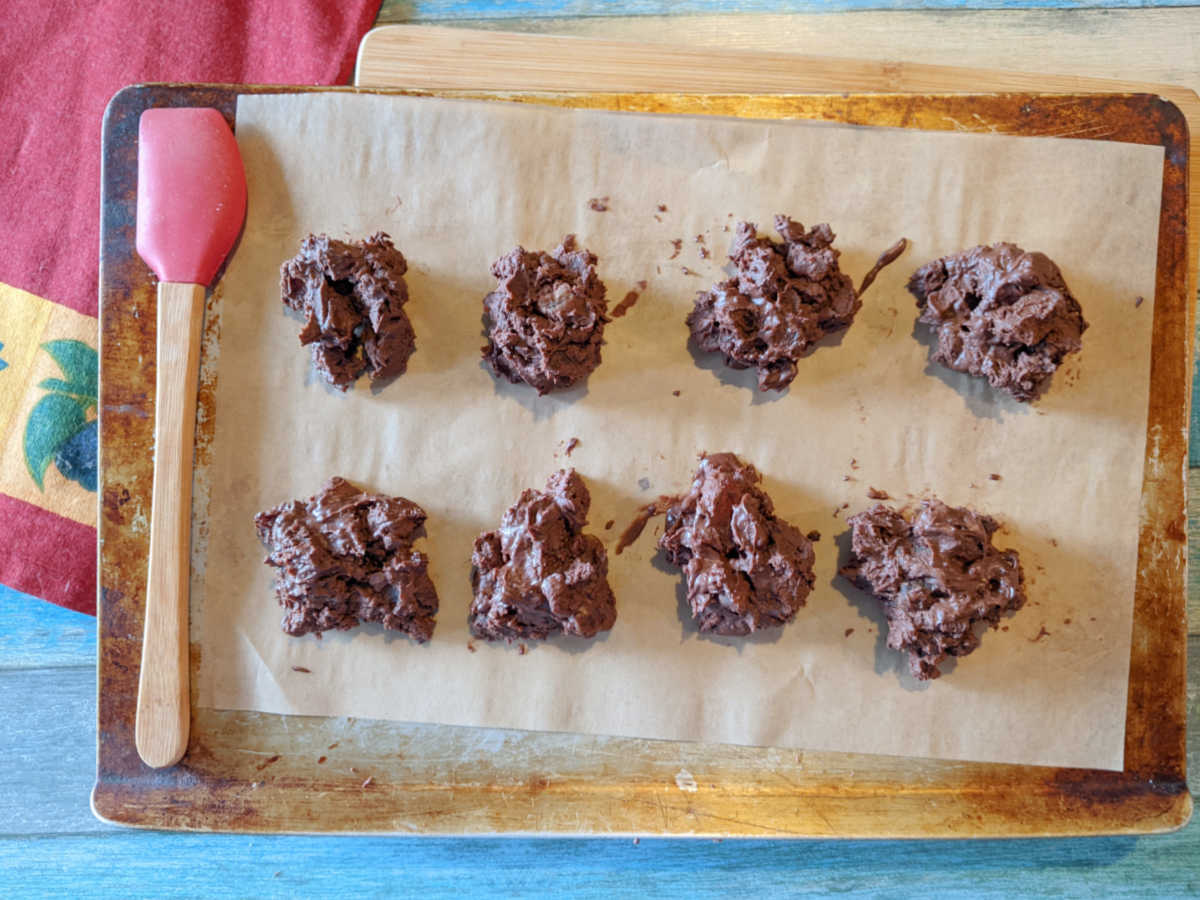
[0,582,95,669]
[1,827,1199,899]
[0,668,104,836]
[384,0,1198,21]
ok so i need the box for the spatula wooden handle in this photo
[135,282,204,769]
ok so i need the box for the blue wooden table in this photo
[4,3,1200,896]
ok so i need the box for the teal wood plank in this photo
[377,0,1197,20]
[0,583,96,670]
[0,826,1198,900]
[0,668,103,836]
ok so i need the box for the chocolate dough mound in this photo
[254,477,438,641]
[280,232,415,390]
[659,453,815,635]
[687,216,860,391]
[470,469,616,641]
[907,243,1088,402]
[840,499,1026,680]
[482,235,608,394]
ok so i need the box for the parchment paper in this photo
[195,92,1164,771]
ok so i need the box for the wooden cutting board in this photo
[93,83,1191,836]
[355,24,1200,338]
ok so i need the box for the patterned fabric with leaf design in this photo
[24,340,98,492]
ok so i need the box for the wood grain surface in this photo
[92,84,1191,838]
[136,282,204,769]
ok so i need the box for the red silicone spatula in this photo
[134,107,246,769]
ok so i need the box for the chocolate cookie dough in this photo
[470,469,616,642]
[482,235,608,394]
[687,216,905,391]
[653,453,815,635]
[840,499,1026,680]
[279,232,415,390]
[907,243,1088,402]
[254,477,438,641]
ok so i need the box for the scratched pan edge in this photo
[93,84,1192,836]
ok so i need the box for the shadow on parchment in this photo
[477,305,591,421]
[648,542,785,653]
[909,318,1034,424]
[460,547,612,658]
[829,528,936,691]
[686,327,854,406]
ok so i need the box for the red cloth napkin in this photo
[0,0,381,614]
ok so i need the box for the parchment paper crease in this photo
[195,92,1164,770]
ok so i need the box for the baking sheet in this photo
[195,92,1163,771]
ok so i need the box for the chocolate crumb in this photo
[1063,618,1072,625]
[256,755,281,771]
[654,215,662,223]
[279,232,415,390]
[471,469,616,642]
[588,196,610,212]
[467,642,476,653]
[842,503,849,509]
[1002,626,1009,632]
[291,666,311,673]
[565,437,580,456]
[1030,626,1051,643]
[1050,538,1059,547]
[328,742,339,750]
[482,235,608,394]
[255,477,439,641]
[1135,295,1144,307]
[656,453,815,635]
[806,530,821,541]
[518,643,528,655]
[318,756,327,764]
[361,776,374,788]
[841,499,1026,679]
[680,266,698,276]
[611,289,641,318]
[689,218,903,391]
[657,204,668,213]
[833,507,841,518]
[988,473,1002,481]
[908,243,1088,402]
[850,458,859,470]
[866,487,890,500]
[844,628,855,638]
[669,239,682,259]
[350,767,358,774]
[672,389,681,397]
[604,519,614,530]
[698,246,710,260]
